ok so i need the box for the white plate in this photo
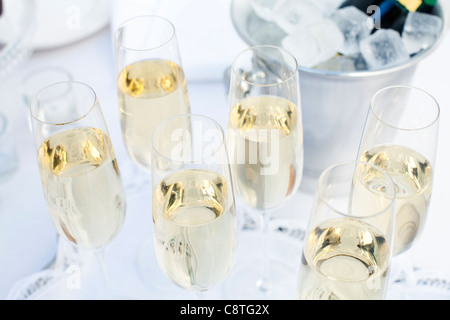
[31,0,110,50]
[0,0,110,52]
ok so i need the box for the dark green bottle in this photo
[339,0,440,33]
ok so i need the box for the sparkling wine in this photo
[227,95,303,210]
[117,59,190,170]
[37,127,125,249]
[298,218,390,300]
[358,144,433,255]
[152,169,237,291]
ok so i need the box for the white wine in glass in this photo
[228,95,301,209]
[152,114,238,296]
[298,161,397,300]
[114,15,191,293]
[153,169,237,291]
[117,58,190,170]
[37,127,125,249]
[301,218,391,300]
[357,86,439,256]
[359,144,433,255]
[30,81,126,298]
[225,45,303,300]
[114,15,190,171]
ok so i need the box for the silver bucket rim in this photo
[230,0,448,79]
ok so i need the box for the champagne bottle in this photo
[339,0,439,32]
[339,0,383,12]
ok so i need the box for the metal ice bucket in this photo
[230,0,447,192]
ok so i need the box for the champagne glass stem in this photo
[94,247,109,282]
[257,209,271,292]
[93,248,136,300]
[195,290,207,300]
[92,247,117,299]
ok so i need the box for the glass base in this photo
[221,228,304,300]
[6,265,134,300]
[6,239,136,300]
[223,258,298,300]
[6,245,104,300]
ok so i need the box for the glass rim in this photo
[22,66,73,83]
[29,81,98,126]
[370,85,440,132]
[231,45,298,87]
[114,15,176,52]
[22,66,74,105]
[152,113,227,165]
[317,160,397,220]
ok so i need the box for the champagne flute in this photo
[225,45,303,299]
[357,85,440,256]
[114,15,191,291]
[298,161,397,300]
[114,15,190,172]
[151,114,238,298]
[30,81,126,298]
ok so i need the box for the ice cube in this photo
[247,12,288,47]
[352,53,368,70]
[314,54,357,72]
[251,0,286,22]
[330,6,372,55]
[314,53,368,72]
[273,0,323,34]
[282,18,344,68]
[402,12,443,55]
[360,29,410,70]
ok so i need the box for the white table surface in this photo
[0,1,449,300]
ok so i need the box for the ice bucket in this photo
[230,0,448,192]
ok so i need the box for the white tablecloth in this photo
[0,0,449,300]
